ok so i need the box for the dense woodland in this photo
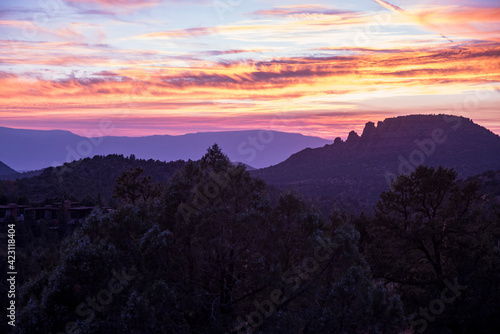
[0,155,186,205]
[1,145,499,333]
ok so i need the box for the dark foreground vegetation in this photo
[1,145,499,333]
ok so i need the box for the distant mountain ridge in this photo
[3,115,500,210]
[253,114,500,209]
[0,161,18,176]
[0,127,330,171]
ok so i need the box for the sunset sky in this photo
[1,0,499,139]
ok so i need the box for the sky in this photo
[0,0,499,139]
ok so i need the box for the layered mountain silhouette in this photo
[3,114,499,209]
[0,127,330,171]
[253,114,500,208]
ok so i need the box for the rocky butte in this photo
[253,114,500,209]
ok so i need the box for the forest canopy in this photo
[2,146,499,334]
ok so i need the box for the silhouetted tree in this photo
[113,167,160,205]
[366,165,500,333]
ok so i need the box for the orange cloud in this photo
[202,49,268,56]
[64,0,160,7]
[1,39,499,138]
[1,41,498,102]
[373,4,500,42]
[135,27,217,39]
[0,20,33,28]
[252,4,349,18]
[130,13,371,41]
[0,40,162,67]
[414,6,500,41]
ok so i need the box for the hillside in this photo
[253,114,500,209]
[0,127,330,171]
[466,169,500,203]
[0,155,185,204]
[0,161,18,177]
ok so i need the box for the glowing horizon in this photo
[1,0,499,140]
